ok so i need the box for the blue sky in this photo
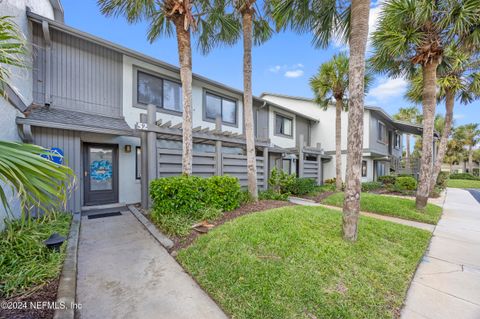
[62,0,479,126]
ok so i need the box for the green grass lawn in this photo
[178,206,431,319]
[447,179,480,189]
[0,213,71,297]
[321,192,442,224]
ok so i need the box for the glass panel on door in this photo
[89,147,113,191]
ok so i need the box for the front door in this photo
[83,143,118,206]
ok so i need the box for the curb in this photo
[128,205,174,250]
[53,212,80,319]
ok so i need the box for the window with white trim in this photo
[275,114,293,137]
[204,92,237,125]
[137,71,182,112]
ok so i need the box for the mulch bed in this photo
[0,279,59,319]
[299,191,335,203]
[170,200,295,253]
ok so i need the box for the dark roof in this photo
[17,107,133,136]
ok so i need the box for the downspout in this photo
[42,21,52,107]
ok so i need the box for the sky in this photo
[61,0,479,126]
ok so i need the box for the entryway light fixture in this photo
[124,145,132,153]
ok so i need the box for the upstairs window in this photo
[394,133,401,148]
[137,70,182,112]
[275,114,293,137]
[377,121,387,143]
[205,92,237,125]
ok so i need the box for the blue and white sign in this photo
[41,147,64,165]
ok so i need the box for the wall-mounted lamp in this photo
[124,145,132,153]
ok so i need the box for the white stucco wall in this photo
[323,155,374,182]
[123,55,244,133]
[0,0,55,230]
[269,106,296,148]
[262,94,370,152]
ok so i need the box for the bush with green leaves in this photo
[268,167,296,194]
[378,175,396,186]
[324,178,336,185]
[361,181,383,192]
[149,175,241,236]
[258,189,289,201]
[283,178,317,196]
[436,171,449,190]
[395,176,418,191]
[449,173,479,180]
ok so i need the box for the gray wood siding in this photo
[32,23,123,117]
[32,127,82,213]
[253,102,269,140]
[296,117,311,147]
[369,113,403,157]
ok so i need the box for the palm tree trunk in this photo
[469,146,473,173]
[242,9,258,200]
[416,60,439,210]
[342,0,370,242]
[405,134,411,173]
[174,17,193,175]
[429,89,454,195]
[335,98,343,191]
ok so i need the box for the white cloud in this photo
[284,70,304,78]
[368,77,408,101]
[367,2,383,48]
[268,63,305,78]
[454,114,465,120]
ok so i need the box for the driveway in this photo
[76,209,227,319]
[402,188,480,319]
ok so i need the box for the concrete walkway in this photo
[402,188,480,319]
[289,196,435,232]
[76,210,227,319]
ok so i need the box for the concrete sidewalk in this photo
[402,188,480,319]
[76,210,227,319]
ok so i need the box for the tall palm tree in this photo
[393,106,419,172]
[98,0,207,175]
[444,138,464,173]
[370,0,480,210]
[199,0,273,200]
[406,46,480,192]
[271,0,371,241]
[310,53,372,191]
[455,124,480,174]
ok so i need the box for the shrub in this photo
[324,178,336,185]
[268,167,296,194]
[283,178,317,196]
[378,175,396,185]
[361,181,383,192]
[436,171,449,190]
[150,175,242,215]
[449,173,479,180]
[395,176,418,191]
[0,213,72,297]
[258,189,289,201]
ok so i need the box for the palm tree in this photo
[98,0,206,175]
[199,0,273,200]
[370,0,480,210]
[455,124,480,174]
[406,46,480,192]
[271,0,371,241]
[393,106,419,172]
[0,16,26,97]
[444,138,464,173]
[310,53,372,191]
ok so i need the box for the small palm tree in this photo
[0,16,26,97]
[455,124,480,174]
[271,0,371,241]
[0,142,74,220]
[198,0,273,200]
[371,0,480,210]
[406,46,480,192]
[310,53,372,191]
[98,0,210,175]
